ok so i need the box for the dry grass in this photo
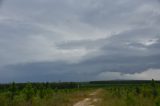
[96,88,160,106]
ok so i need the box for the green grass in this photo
[96,85,160,106]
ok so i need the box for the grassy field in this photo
[0,80,160,106]
[0,82,94,106]
[0,87,93,106]
[96,86,160,106]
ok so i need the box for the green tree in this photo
[151,79,156,88]
[39,84,46,98]
[135,87,141,95]
[23,82,34,106]
[10,82,17,100]
[151,79,158,98]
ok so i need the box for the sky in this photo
[0,0,160,82]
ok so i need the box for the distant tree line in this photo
[0,82,79,92]
[90,80,160,85]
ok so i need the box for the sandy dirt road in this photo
[73,89,101,106]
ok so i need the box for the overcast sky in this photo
[0,0,160,82]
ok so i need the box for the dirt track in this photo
[73,89,101,106]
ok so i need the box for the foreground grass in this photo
[96,86,160,106]
[0,88,93,106]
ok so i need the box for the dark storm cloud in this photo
[0,0,3,6]
[2,52,160,82]
[0,0,160,82]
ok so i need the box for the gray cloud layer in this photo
[0,0,160,82]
